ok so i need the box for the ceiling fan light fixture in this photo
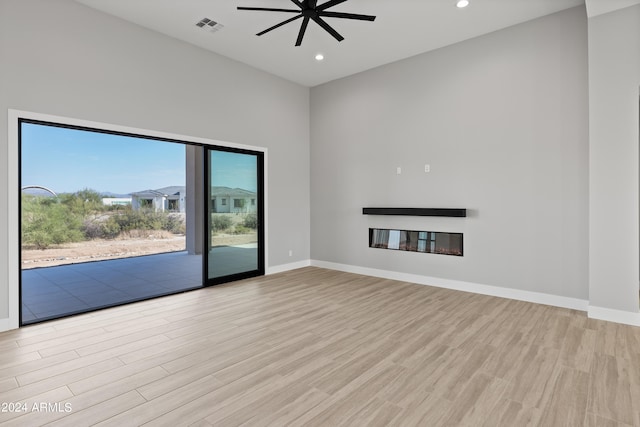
[315,53,324,61]
[456,0,470,8]
[238,1,376,46]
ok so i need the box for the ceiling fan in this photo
[237,0,376,46]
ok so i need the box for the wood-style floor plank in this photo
[0,266,640,425]
[538,365,590,426]
[588,354,635,425]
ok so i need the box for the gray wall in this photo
[310,7,589,299]
[4,1,637,320]
[588,5,640,312]
[0,0,310,319]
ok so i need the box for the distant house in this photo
[130,185,257,214]
[131,186,186,213]
[101,197,132,207]
[211,186,257,214]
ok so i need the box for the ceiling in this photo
[75,0,590,87]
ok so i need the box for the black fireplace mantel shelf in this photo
[362,207,467,217]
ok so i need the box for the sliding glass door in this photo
[205,147,264,285]
[19,119,203,325]
[16,115,265,325]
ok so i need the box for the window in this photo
[18,118,198,326]
[13,111,265,328]
[234,199,245,208]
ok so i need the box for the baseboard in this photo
[266,259,311,275]
[311,260,589,312]
[588,306,640,326]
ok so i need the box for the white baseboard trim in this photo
[588,306,640,326]
[311,260,589,312]
[267,259,311,275]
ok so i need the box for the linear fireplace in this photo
[369,228,463,256]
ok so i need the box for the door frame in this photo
[7,109,268,330]
[204,146,265,286]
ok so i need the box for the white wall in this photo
[310,7,589,301]
[588,4,640,314]
[0,0,310,322]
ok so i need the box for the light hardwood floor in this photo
[0,266,639,426]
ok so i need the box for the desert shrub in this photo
[107,210,158,232]
[233,225,251,234]
[212,214,232,231]
[99,221,122,239]
[59,188,105,216]
[164,214,185,234]
[82,219,103,239]
[100,210,184,237]
[22,197,84,249]
[22,191,185,246]
[243,213,258,230]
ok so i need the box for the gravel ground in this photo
[21,233,257,269]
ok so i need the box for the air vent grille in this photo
[196,18,224,33]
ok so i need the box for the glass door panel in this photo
[205,147,264,284]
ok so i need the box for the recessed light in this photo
[456,0,469,8]
[315,53,324,61]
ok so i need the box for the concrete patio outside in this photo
[21,251,202,324]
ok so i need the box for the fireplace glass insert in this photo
[369,228,463,256]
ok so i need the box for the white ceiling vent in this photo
[195,18,224,33]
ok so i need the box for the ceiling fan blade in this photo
[319,11,376,21]
[295,17,310,46]
[290,0,304,9]
[237,7,300,13]
[317,0,349,12]
[256,14,302,36]
[311,16,344,42]
[309,0,318,7]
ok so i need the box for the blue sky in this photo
[21,123,257,195]
[210,150,257,193]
